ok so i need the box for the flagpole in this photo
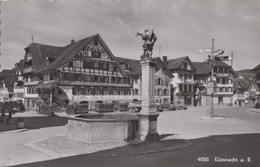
[210,38,215,118]
[231,51,233,67]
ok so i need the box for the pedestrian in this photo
[158,102,163,112]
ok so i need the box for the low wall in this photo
[67,113,138,143]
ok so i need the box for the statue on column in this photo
[136,28,157,59]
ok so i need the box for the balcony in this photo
[216,73,229,77]
[57,80,131,88]
[24,80,40,86]
[23,67,34,73]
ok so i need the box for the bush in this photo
[65,104,77,115]
[38,102,64,116]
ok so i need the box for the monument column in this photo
[137,57,160,143]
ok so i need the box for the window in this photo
[75,61,81,67]
[118,77,123,83]
[157,89,161,96]
[92,51,101,58]
[179,84,183,92]
[133,89,138,95]
[109,64,113,71]
[125,77,130,84]
[103,63,107,70]
[157,78,161,85]
[68,61,73,67]
[94,62,99,69]
[225,87,229,92]
[94,75,99,82]
[103,76,108,82]
[112,77,116,83]
[184,84,187,92]
[164,89,168,96]
[189,85,192,92]
[113,66,118,72]
[219,87,223,92]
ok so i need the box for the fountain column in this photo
[137,56,160,143]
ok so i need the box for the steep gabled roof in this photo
[153,57,173,78]
[167,56,187,70]
[17,59,24,75]
[36,34,126,76]
[233,76,251,90]
[192,62,211,75]
[252,64,260,72]
[0,69,13,89]
[115,57,173,78]
[247,76,259,91]
[115,57,141,76]
[25,43,62,71]
[214,60,231,67]
[167,56,195,72]
[0,69,12,76]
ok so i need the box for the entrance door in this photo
[218,97,223,104]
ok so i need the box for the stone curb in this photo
[200,116,225,121]
[89,140,193,157]
[248,108,260,113]
[0,128,28,135]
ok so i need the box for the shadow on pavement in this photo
[24,116,68,130]
[9,133,260,167]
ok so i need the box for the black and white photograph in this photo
[0,0,260,166]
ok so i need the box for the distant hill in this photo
[235,69,255,79]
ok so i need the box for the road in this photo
[3,104,260,167]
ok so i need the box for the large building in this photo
[22,43,62,110]
[212,60,234,105]
[252,64,260,90]
[116,57,173,103]
[164,56,196,105]
[11,60,25,102]
[192,60,235,106]
[34,34,173,109]
[192,62,211,106]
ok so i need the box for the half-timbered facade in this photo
[37,34,132,109]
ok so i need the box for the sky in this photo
[0,0,259,71]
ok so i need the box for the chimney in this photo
[163,56,168,64]
[71,39,75,44]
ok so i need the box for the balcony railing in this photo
[23,67,34,73]
[57,80,131,87]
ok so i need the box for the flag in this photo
[197,48,212,53]
[213,49,225,56]
[218,56,232,61]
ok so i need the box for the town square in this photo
[0,0,260,167]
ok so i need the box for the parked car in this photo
[172,101,187,110]
[156,101,172,112]
[128,101,142,112]
[75,101,89,114]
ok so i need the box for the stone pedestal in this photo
[137,57,160,143]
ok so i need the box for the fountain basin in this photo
[67,113,138,143]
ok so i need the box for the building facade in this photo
[211,60,234,105]
[165,56,196,105]
[22,43,62,110]
[192,62,211,106]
